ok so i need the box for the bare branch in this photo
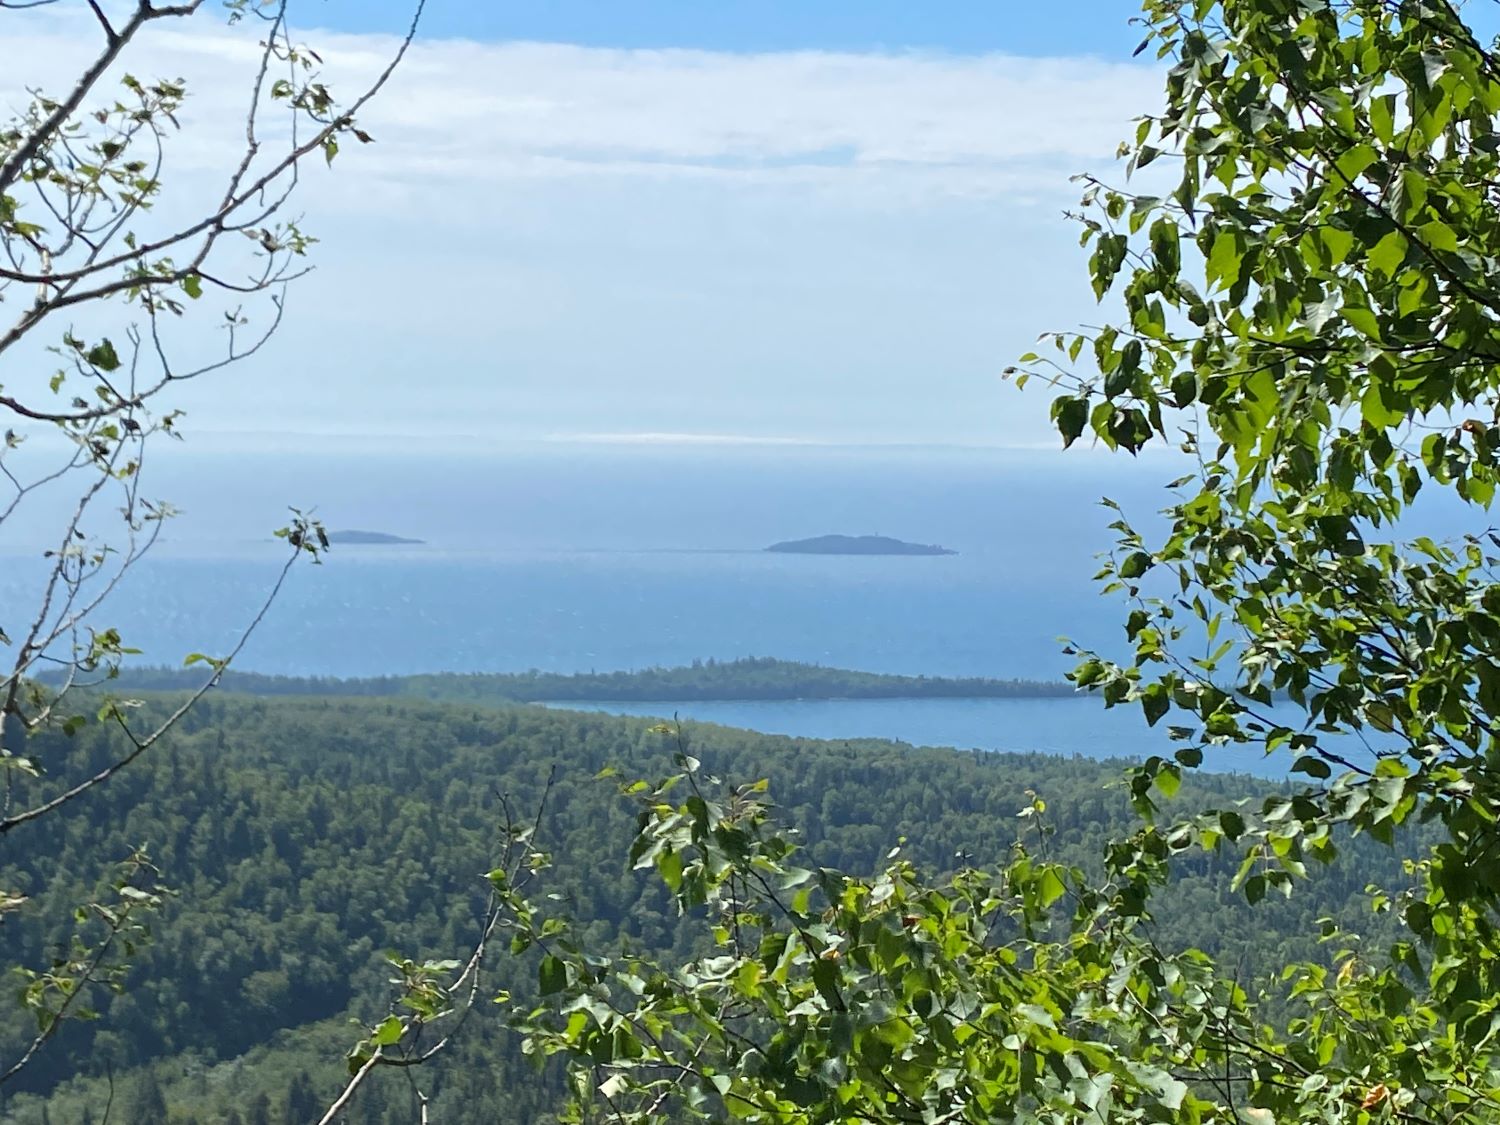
[316,768,555,1122]
[84,0,117,43]
[316,1050,383,1125]
[0,0,427,410]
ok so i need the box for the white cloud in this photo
[357,41,1158,193]
[2,7,1159,202]
[0,7,1163,448]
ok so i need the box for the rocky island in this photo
[326,530,425,546]
[765,534,956,556]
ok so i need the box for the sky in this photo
[313,1,1149,58]
[1,0,1165,451]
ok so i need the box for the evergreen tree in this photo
[284,1070,319,1124]
[128,1075,168,1124]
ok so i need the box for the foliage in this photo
[1000,0,1500,1116]
[499,748,1442,1123]
[480,0,1500,1120]
[4,850,168,1089]
[1012,0,1500,853]
[510,760,1216,1122]
[0,692,1410,1122]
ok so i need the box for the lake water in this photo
[5,443,1151,676]
[544,696,1292,778]
[0,443,1346,777]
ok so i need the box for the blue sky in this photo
[317,1,1146,58]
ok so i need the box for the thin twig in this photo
[0,544,302,834]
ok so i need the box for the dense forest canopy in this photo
[0,692,1417,1123]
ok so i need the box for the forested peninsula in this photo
[86,656,1075,703]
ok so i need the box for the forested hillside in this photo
[0,692,1417,1123]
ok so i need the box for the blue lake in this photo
[544,697,1317,780]
[3,446,1150,679]
[0,444,1365,779]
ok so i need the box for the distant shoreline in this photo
[326,529,424,545]
[51,657,1074,704]
[536,693,1091,707]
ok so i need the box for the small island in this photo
[326,530,425,546]
[765,534,956,557]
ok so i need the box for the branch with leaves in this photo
[0,0,422,1095]
[320,769,559,1125]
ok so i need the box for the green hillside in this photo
[0,692,1417,1124]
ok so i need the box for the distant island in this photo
[326,530,424,546]
[766,534,956,557]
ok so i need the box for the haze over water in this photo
[2,443,1155,674]
[1,441,1316,776]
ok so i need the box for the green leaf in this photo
[1154,765,1181,799]
[657,848,683,892]
[1244,873,1267,905]
[1342,305,1383,341]
[1149,219,1180,273]
[85,340,121,372]
[1036,867,1066,909]
[371,1015,403,1046]
[1052,395,1090,449]
[1398,167,1429,219]
[1361,382,1403,428]
[539,955,567,996]
[1366,230,1408,278]
[1175,746,1203,767]
[1141,683,1170,726]
[1206,228,1245,289]
[1320,226,1354,262]
[1291,756,1332,779]
[810,956,841,1007]
[1155,1073,1188,1111]
[1417,219,1460,252]
[1334,143,1378,183]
